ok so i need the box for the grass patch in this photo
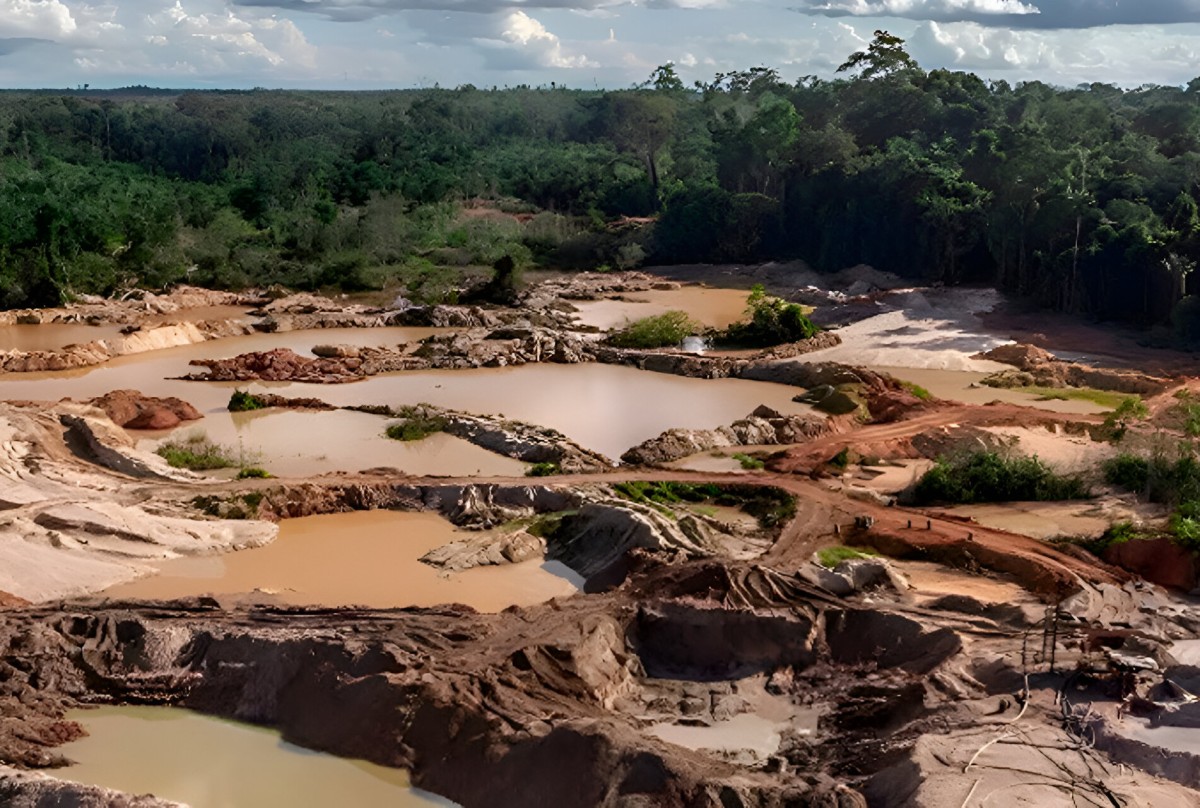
[1175,400,1200,437]
[527,462,562,477]
[228,389,267,412]
[732,452,764,470]
[1068,520,1154,556]
[526,510,577,539]
[817,545,878,568]
[613,481,723,506]
[385,407,449,442]
[902,382,933,401]
[829,447,852,469]
[156,432,239,471]
[1023,386,1132,409]
[611,481,797,528]
[913,450,1089,505]
[236,467,273,479]
[607,310,700,349]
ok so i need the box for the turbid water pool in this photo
[59,705,454,807]
[104,509,582,611]
[0,327,815,470]
[571,286,751,331]
[0,323,127,351]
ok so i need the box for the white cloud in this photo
[802,0,1038,14]
[908,20,1200,85]
[0,0,77,39]
[495,10,595,68]
[0,0,1198,90]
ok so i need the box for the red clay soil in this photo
[1104,537,1199,591]
[767,403,1103,475]
[87,389,203,430]
[0,590,30,609]
[751,473,1125,599]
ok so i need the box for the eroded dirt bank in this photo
[5,552,1200,808]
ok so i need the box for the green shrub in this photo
[236,467,272,479]
[912,451,1089,505]
[385,409,449,442]
[156,433,238,471]
[1102,396,1150,439]
[1104,448,1200,505]
[527,462,562,477]
[610,481,796,528]
[607,310,699,349]
[830,447,852,468]
[722,285,819,348]
[732,452,765,470]
[1076,520,1151,556]
[613,481,722,505]
[902,382,932,401]
[817,545,878,568]
[1177,401,1200,437]
[1170,502,1200,550]
[229,389,266,412]
[1103,453,1151,493]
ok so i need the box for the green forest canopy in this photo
[4,32,1200,331]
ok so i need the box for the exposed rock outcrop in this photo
[413,328,591,368]
[0,285,245,328]
[0,767,183,807]
[977,342,1172,396]
[798,557,910,598]
[1103,536,1200,592]
[591,332,843,381]
[229,391,337,411]
[87,389,203,430]
[622,405,831,466]
[60,412,200,482]
[547,498,724,582]
[0,403,277,603]
[420,529,546,572]
[181,346,419,383]
[370,404,614,472]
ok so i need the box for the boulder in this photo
[974,342,1056,370]
[88,389,203,430]
[312,344,361,359]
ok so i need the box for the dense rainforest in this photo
[3,32,1200,332]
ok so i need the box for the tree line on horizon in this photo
[3,32,1200,334]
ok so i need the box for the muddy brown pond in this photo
[59,705,455,807]
[0,327,814,472]
[105,510,583,611]
[570,286,751,331]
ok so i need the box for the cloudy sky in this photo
[0,0,1198,89]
